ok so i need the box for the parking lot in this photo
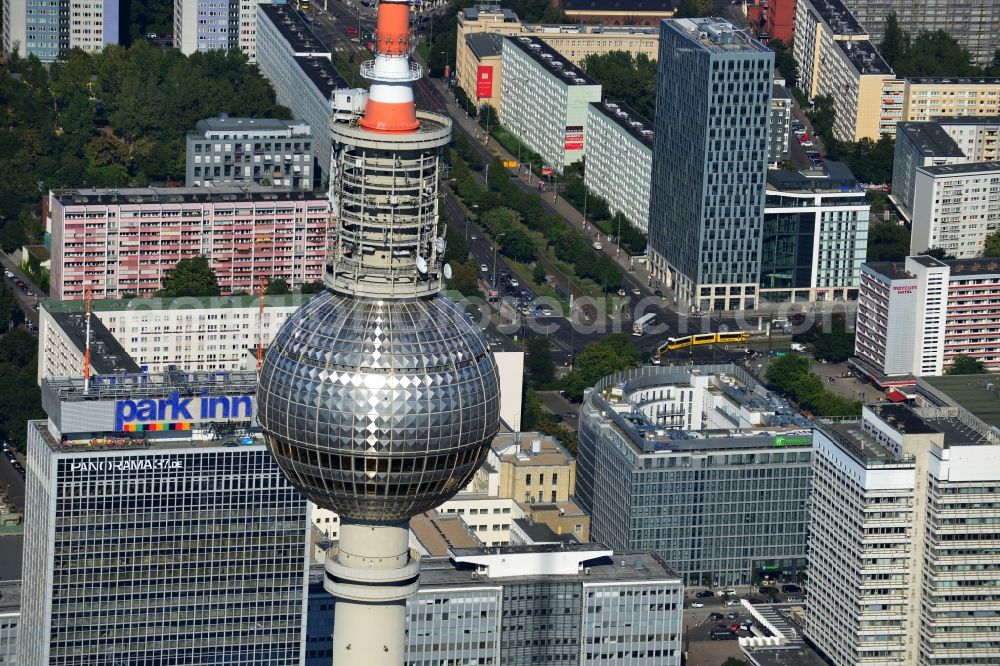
[684,602,764,666]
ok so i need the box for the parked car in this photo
[709,612,724,621]
[696,590,714,598]
[480,264,488,273]
[801,140,814,147]
[691,602,705,608]
[725,599,740,607]
[592,241,603,251]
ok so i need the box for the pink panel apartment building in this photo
[48,186,333,300]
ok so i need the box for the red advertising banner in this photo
[476,66,493,98]
[564,125,584,151]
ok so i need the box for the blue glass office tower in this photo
[648,18,773,312]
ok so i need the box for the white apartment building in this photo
[2,0,119,61]
[935,115,1000,162]
[584,101,653,233]
[500,35,601,173]
[37,295,306,382]
[910,161,1000,258]
[854,255,1000,383]
[175,0,271,59]
[808,398,1000,666]
[892,123,969,222]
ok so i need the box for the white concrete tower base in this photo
[324,520,420,665]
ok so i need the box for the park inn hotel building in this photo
[20,371,309,664]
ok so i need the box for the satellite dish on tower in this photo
[443,263,453,279]
[436,236,446,254]
[416,256,428,274]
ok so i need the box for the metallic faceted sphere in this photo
[256,290,501,523]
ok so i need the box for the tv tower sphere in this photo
[256,0,500,662]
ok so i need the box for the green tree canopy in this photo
[159,256,221,297]
[562,334,638,401]
[580,51,657,120]
[525,335,555,387]
[265,278,291,296]
[770,39,799,89]
[879,12,909,68]
[983,231,1000,258]
[893,30,979,78]
[300,281,326,295]
[946,354,989,375]
[673,0,713,18]
[867,220,911,261]
[446,260,481,298]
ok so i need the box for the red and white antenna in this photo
[358,0,421,133]
[83,285,92,393]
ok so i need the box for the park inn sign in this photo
[114,392,254,431]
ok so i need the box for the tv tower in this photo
[255,0,501,663]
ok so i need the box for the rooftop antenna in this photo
[256,279,266,373]
[83,285,92,394]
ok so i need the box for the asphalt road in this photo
[0,253,41,328]
[0,448,25,513]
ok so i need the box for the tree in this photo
[561,334,638,401]
[946,354,989,375]
[722,659,749,666]
[879,12,909,68]
[893,30,978,78]
[770,40,799,89]
[796,316,855,363]
[532,262,546,286]
[923,247,956,261]
[0,328,35,366]
[867,220,910,261]
[300,281,326,295]
[766,354,812,391]
[265,277,291,295]
[984,231,1000,258]
[446,261,481,298]
[500,230,536,263]
[806,94,837,140]
[159,256,221,297]
[0,284,18,331]
[525,335,555,387]
[580,51,657,119]
[673,0,713,18]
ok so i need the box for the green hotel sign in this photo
[774,435,811,448]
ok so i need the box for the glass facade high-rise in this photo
[20,371,309,665]
[648,18,773,312]
[576,365,813,586]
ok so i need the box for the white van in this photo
[790,343,806,352]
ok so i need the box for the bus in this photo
[632,313,657,336]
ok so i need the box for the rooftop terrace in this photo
[669,17,770,54]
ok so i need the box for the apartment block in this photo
[47,186,332,300]
[649,18,773,312]
[854,255,1000,382]
[174,0,240,55]
[577,365,814,586]
[764,0,796,43]
[186,115,315,189]
[2,0,119,61]
[910,161,1000,258]
[793,0,894,141]
[556,0,674,26]
[761,161,870,303]
[891,122,968,221]
[935,115,1000,162]
[306,546,684,666]
[500,35,601,173]
[458,32,504,113]
[807,397,1000,666]
[841,0,1000,65]
[584,101,653,233]
[20,371,309,664]
[769,82,793,165]
[900,77,1000,122]
[256,3,367,180]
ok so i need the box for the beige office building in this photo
[793,0,894,141]
[901,77,1000,122]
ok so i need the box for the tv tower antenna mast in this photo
[256,0,501,664]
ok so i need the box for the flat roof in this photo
[772,83,791,100]
[460,5,519,22]
[48,311,141,375]
[907,77,1000,85]
[560,0,673,10]
[743,644,829,666]
[0,537,22,582]
[258,3,330,55]
[911,255,948,268]
[0,579,20,613]
[805,0,865,35]
[870,403,939,434]
[492,431,574,467]
[836,40,893,76]
[512,518,576,543]
[947,258,1000,276]
[766,160,861,192]
[933,115,1000,126]
[43,369,259,404]
[43,294,310,314]
[194,116,309,135]
[294,55,351,99]
[897,122,965,158]
[668,17,771,53]
[504,36,598,86]
[589,101,654,148]
[411,511,481,557]
[51,185,326,206]
[466,31,503,59]
[821,420,910,465]
[863,261,915,281]
[919,161,1000,176]
[32,419,268,454]
[922,374,1000,428]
